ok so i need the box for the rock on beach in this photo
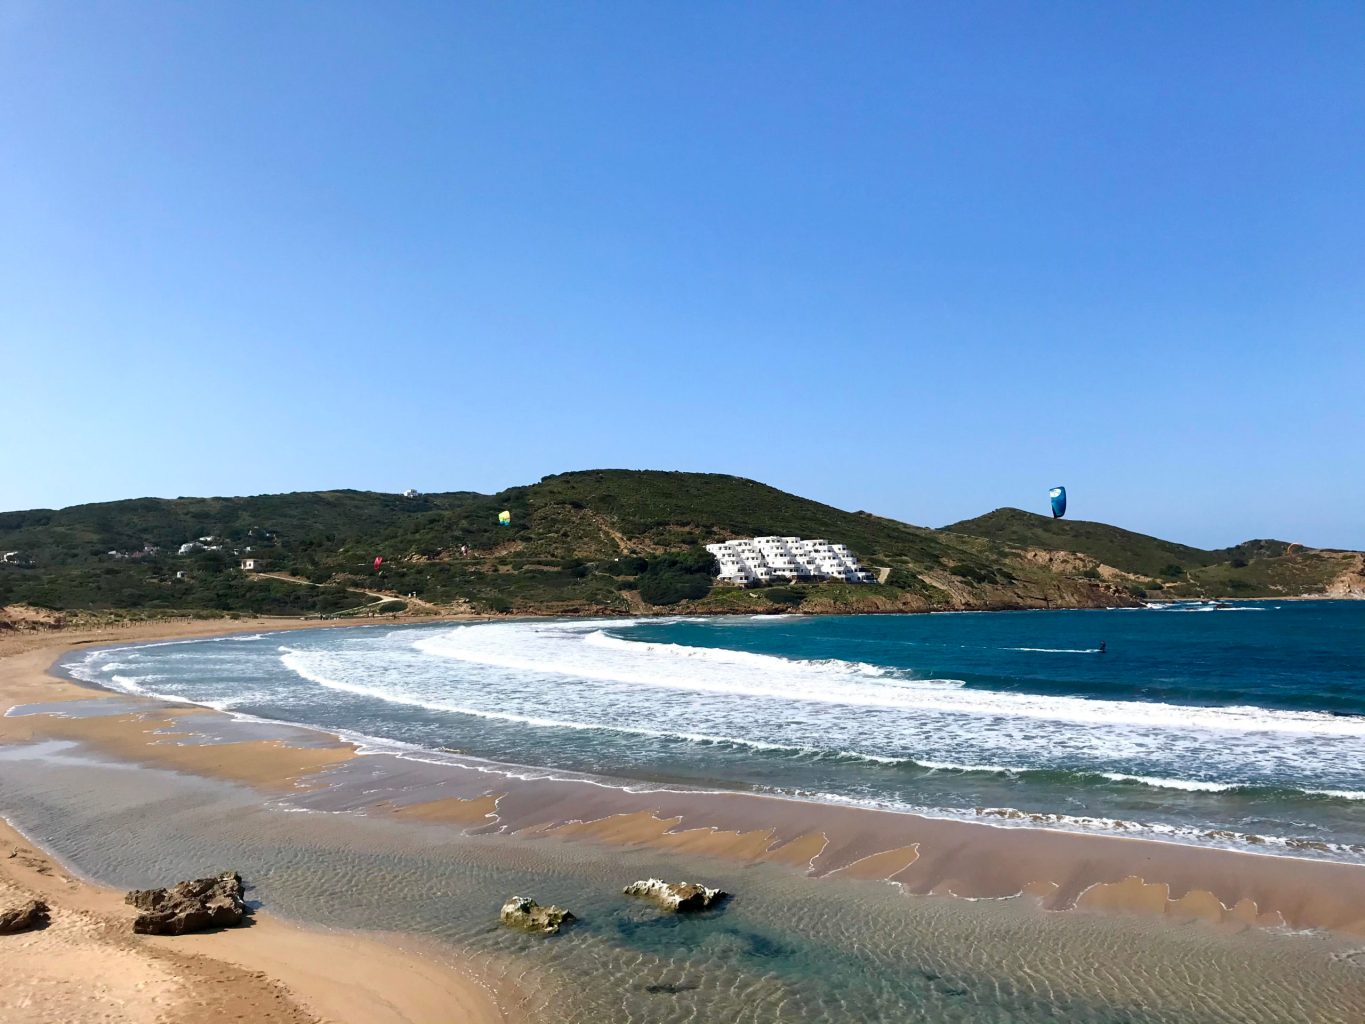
[0,899,50,934]
[125,871,248,935]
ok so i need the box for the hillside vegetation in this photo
[946,507,1359,600]
[1,472,1359,619]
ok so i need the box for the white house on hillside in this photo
[705,537,874,586]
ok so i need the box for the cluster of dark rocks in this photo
[0,899,49,934]
[125,871,249,935]
[0,872,249,939]
[501,877,728,935]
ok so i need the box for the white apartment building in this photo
[705,536,874,586]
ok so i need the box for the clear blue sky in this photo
[3,2,1362,548]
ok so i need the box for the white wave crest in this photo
[1305,788,1365,801]
[1098,772,1235,793]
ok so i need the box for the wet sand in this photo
[4,618,1365,936]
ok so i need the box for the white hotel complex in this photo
[705,537,875,586]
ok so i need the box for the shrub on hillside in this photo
[884,568,922,590]
[762,587,804,607]
[947,562,1008,585]
[603,556,649,576]
[638,572,711,605]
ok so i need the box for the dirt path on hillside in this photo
[250,573,441,612]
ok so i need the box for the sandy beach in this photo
[4,616,1365,1023]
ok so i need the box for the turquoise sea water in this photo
[63,601,1365,862]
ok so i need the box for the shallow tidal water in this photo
[3,741,1364,1023]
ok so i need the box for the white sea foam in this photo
[1305,788,1365,801]
[785,791,1364,859]
[279,648,913,761]
[98,673,207,708]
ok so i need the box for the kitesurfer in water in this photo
[1099,641,1106,654]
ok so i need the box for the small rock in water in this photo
[125,871,248,935]
[644,982,698,994]
[0,899,49,934]
[623,878,728,912]
[499,896,575,934]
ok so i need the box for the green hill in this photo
[1,472,1357,619]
